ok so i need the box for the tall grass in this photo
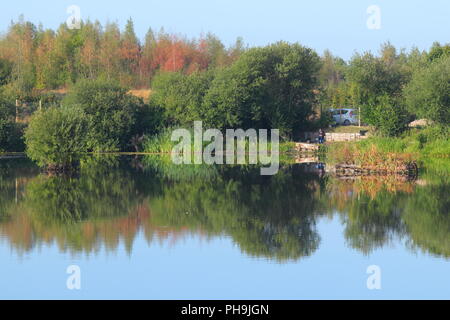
[325,142,413,170]
[324,125,449,172]
[143,128,176,153]
[143,128,297,155]
[358,126,450,158]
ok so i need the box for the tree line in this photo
[0,15,245,95]
[0,17,448,167]
[319,42,450,135]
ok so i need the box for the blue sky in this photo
[0,0,449,60]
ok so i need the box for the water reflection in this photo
[0,156,448,261]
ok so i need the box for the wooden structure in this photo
[331,162,418,177]
[295,142,319,152]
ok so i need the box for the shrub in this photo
[404,55,450,125]
[150,42,321,139]
[0,94,25,152]
[63,79,155,152]
[25,106,89,169]
[143,128,176,153]
[150,71,215,127]
[362,95,408,136]
[202,42,321,138]
[0,58,12,86]
[0,96,14,152]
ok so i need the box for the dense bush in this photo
[25,106,89,169]
[346,51,407,103]
[0,58,12,86]
[203,42,321,138]
[356,125,449,158]
[150,70,215,127]
[341,44,427,137]
[362,95,408,136]
[404,55,450,125]
[63,79,158,152]
[150,42,321,139]
[0,95,15,151]
[0,94,25,152]
[427,42,450,63]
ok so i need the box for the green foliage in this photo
[314,108,334,129]
[143,127,177,153]
[63,79,152,152]
[202,42,321,137]
[0,58,12,86]
[404,55,450,125]
[427,42,450,63]
[345,44,415,132]
[348,125,450,158]
[0,93,25,152]
[150,42,320,139]
[362,95,408,136]
[0,95,15,151]
[25,106,89,168]
[150,70,215,127]
[347,49,407,102]
[318,50,350,108]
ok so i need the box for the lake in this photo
[0,156,448,299]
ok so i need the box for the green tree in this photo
[150,70,215,127]
[24,106,89,169]
[34,28,62,89]
[4,18,38,98]
[427,42,450,63]
[227,37,246,63]
[0,91,24,152]
[0,94,15,151]
[363,95,408,136]
[202,33,227,68]
[99,22,122,81]
[346,45,412,135]
[140,27,157,82]
[347,51,405,104]
[318,50,349,109]
[63,79,151,151]
[202,42,321,137]
[0,58,12,85]
[119,18,140,86]
[77,20,102,81]
[404,55,450,125]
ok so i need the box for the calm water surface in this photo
[0,156,448,299]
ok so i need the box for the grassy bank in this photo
[143,128,296,154]
[325,126,372,134]
[356,126,450,158]
[323,126,450,172]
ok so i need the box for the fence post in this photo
[15,99,19,123]
[15,178,18,204]
[358,106,361,127]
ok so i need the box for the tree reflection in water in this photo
[0,156,448,261]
